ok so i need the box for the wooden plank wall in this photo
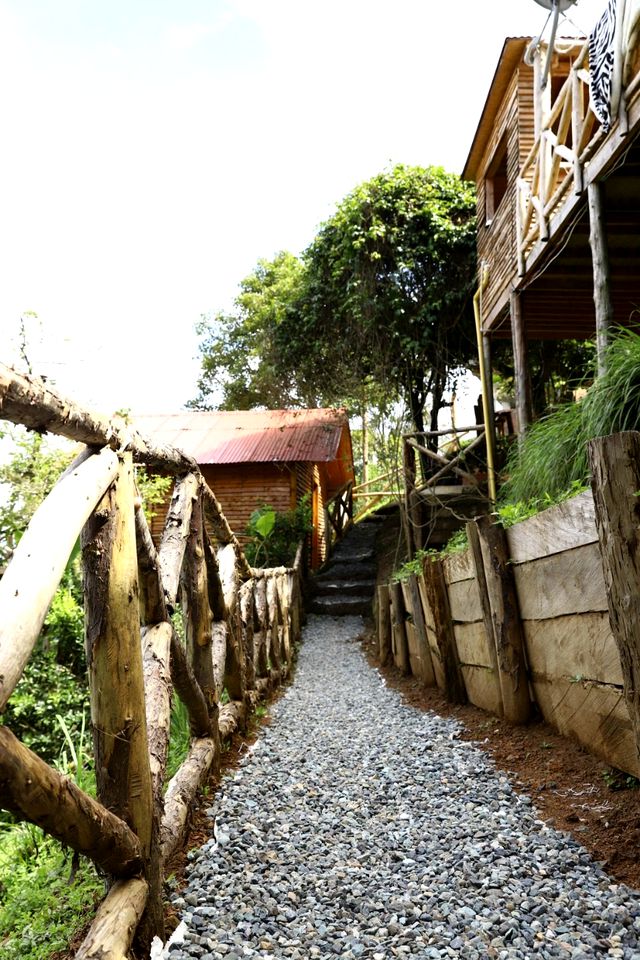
[476,69,522,331]
[443,551,502,716]
[384,489,640,778]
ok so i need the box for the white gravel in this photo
[168,615,640,960]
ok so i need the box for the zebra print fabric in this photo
[589,0,623,132]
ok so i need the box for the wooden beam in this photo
[406,573,436,687]
[510,290,532,432]
[475,516,531,725]
[588,181,613,376]
[466,521,504,717]
[161,737,217,866]
[588,432,640,765]
[158,473,199,607]
[422,559,466,704]
[0,447,118,711]
[388,581,410,675]
[377,584,392,666]
[75,878,149,960]
[0,725,142,877]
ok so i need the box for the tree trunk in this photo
[0,447,119,710]
[82,453,162,944]
[76,878,149,960]
[0,726,142,876]
[588,433,640,764]
[476,515,531,724]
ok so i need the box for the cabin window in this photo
[485,135,509,225]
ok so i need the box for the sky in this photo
[0,0,608,416]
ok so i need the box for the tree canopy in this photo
[189,251,305,410]
[191,164,477,436]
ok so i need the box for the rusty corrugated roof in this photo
[134,409,348,465]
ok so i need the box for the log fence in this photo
[0,363,305,958]
[378,442,640,779]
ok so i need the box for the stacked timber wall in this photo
[378,478,640,779]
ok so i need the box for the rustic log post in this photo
[265,576,282,672]
[224,604,246,705]
[510,290,532,432]
[588,432,640,762]
[161,737,218,865]
[254,577,269,677]
[82,453,162,942]
[406,573,436,686]
[76,878,149,960]
[158,473,199,607]
[135,503,168,625]
[181,497,216,713]
[402,439,417,557]
[0,726,142,876]
[388,581,410,675]
[142,622,173,802]
[467,520,504,717]
[422,559,466,703]
[377,584,392,665]
[0,447,119,710]
[240,581,256,691]
[588,181,613,376]
[475,515,531,724]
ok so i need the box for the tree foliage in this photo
[190,251,306,410]
[277,164,477,434]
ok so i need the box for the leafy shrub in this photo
[502,327,640,505]
[244,496,312,568]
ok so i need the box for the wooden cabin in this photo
[135,408,354,569]
[463,17,640,430]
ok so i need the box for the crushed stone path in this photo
[168,615,640,960]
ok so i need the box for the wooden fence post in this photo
[377,584,392,665]
[467,520,504,718]
[82,453,163,944]
[588,432,640,762]
[405,573,436,686]
[475,515,531,724]
[422,559,466,703]
[388,581,410,675]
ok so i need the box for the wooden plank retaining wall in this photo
[378,486,640,778]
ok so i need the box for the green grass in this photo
[502,327,640,505]
[167,696,191,781]
[0,824,103,960]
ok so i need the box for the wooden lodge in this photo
[463,10,640,431]
[135,408,354,569]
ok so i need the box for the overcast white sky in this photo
[0,0,607,415]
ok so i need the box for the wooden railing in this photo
[352,471,403,518]
[325,480,353,544]
[0,363,304,958]
[517,40,640,270]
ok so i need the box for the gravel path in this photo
[169,615,640,960]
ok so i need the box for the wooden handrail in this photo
[0,364,306,957]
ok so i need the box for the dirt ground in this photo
[358,628,640,892]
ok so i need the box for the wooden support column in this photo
[588,181,613,376]
[377,584,392,666]
[510,290,532,433]
[406,573,436,687]
[422,559,466,704]
[588,432,640,763]
[402,439,417,557]
[82,453,162,943]
[388,581,410,675]
[467,521,504,717]
[476,515,531,725]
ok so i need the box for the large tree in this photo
[278,164,477,437]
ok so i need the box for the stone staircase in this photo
[309,516,381,617]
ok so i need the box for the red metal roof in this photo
[134,409,349,465]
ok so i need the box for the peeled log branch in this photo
[182,498,216,713]
[170,628,212,738]
[0,726,142,876]
[0,362,199,474]
[0,447,119,711]
[158,474,200,607]
[135,504,168,625]
[218,543,240,615]
[161,738,217,866]
[203,533,227,620]
[219,701,247,740]
[201,483,252,578]
[142,623,173,801]
[75,878,149,960]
